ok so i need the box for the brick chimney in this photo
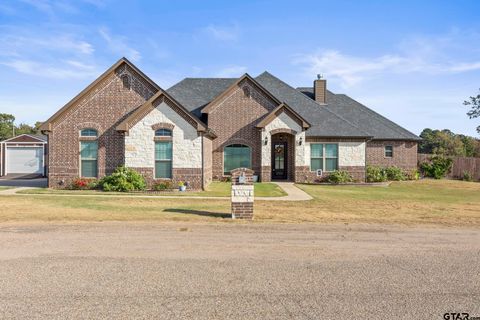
[314,74,326,104]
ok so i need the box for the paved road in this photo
[0,222,478,319]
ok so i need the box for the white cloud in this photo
[294,31,480,88]
[1,59,98,79]
[0,28,98,79]
[203,24,240,41]
[0,32,94,57]
[214,66,247,77]
[99,27,141,61]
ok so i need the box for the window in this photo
[155,128,172,137]
[310,144,323,171]
[224,144,251,175]
[155,141,172,178]
[385,145,393,158]
[80,129,98,137]
[310,143,338,171]
[80,141,98,177]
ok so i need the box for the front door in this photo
[271,142,287,180]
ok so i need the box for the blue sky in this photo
[1,0,480,136]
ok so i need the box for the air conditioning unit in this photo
[316,169,323,177]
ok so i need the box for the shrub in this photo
[99,166,146,192]
[420,155,453,179]
[366,166,388,182]
[153,180,173,191]
[385,166,406,181]
[462,171,473,182]
[70,177,98,190]
[327,170,353,184]
[407,169,420,181]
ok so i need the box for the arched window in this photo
[224,144,251,175]
[155,128,172,137]
[80,128,98,137]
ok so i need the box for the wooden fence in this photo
[418,154,480,180]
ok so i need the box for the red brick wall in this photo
[366,140,418,171]
[208,79,277,179]
[129,167,203,190]
[47,64,157,188]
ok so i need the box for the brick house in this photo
[40,58,420,189]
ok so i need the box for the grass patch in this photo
[16,182,286,198]
[2,180,479,227]
[0,187,12,190]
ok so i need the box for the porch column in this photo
[260,129,271,182]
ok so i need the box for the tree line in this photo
[418,128,480,157]
[0,113,43,141]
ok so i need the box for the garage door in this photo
[6,147,43,174]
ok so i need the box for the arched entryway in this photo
[271,132,295,181]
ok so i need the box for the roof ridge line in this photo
[259,73,371,137]
[338,94,419,138]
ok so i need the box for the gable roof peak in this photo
[40,57,161,132]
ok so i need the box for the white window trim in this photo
[154,140,173,179]
[309,143,339,172]
[384,145,393,158]
[79,140,98,178]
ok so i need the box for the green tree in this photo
[418,128,480,157]
[34,121,43,133]
[464,89,480,134]
[15,123,36,135]
[0,113,15,141]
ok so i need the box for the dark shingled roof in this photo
[296,87,421,140]
[167,78,236,118]
[166,72,420,140]
[254,72,370,137]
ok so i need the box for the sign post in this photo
[230,168,254,220]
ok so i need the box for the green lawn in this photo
[2,180,479,226]
[0,187,11,190]
[16,182,286,198]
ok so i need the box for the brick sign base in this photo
[231,185,254,219]
[230,168,254,220]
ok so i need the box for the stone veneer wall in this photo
[124,100,204,190]
[366,140,418,172]
[202,135,213,189]
[260,111,306,182]
[296,138,367,183]
[47,64,157,188]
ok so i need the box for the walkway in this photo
[0,182,313,201]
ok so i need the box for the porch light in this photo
[264,135,268,145]
[299,136,303,145]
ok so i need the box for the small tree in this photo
[464,89,480,134]
[0,113,15,141]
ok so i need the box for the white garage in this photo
[0,134,47,177]
[7,147,44,174]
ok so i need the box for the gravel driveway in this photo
[0,222,478,319]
